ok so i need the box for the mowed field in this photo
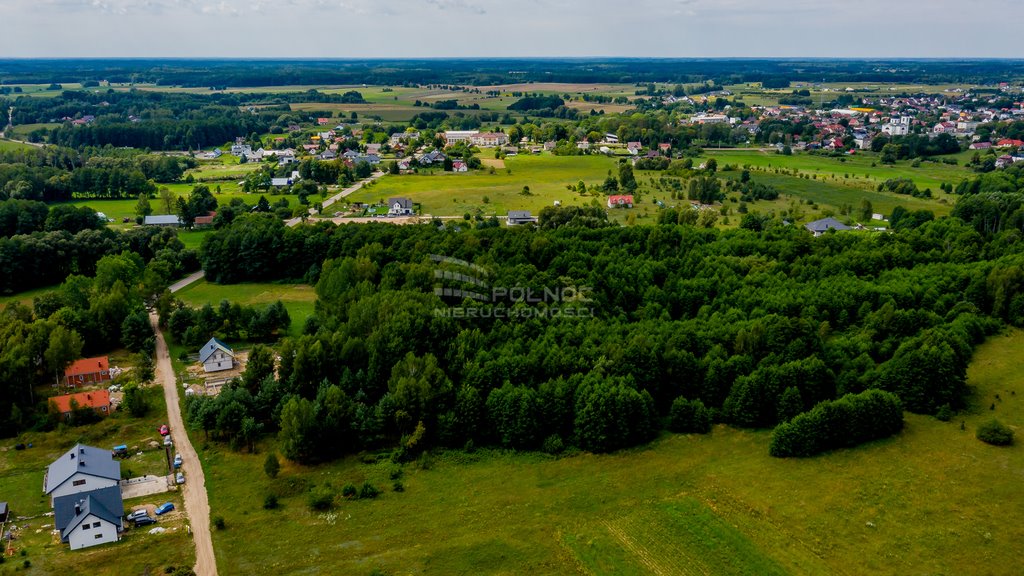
[347,154,622,217]
[173,280,316,338]
[196,328,1024,575]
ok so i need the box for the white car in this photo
[163,435,173,447]
[176,472,185,484]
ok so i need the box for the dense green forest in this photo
[181,165,1024,460]
[2,59,1023,87]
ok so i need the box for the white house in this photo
[200,337,235,373]
[388,197,414,216]
[881,123,909,136]
[44,444,121,504]
[469,132,508,147]
[53,486,123,550]
[443,130,479,146]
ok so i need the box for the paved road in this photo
[169,270,206,293]
[285,171,386,227]
[151,311,218,576]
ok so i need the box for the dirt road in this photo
[284,171,386,227]
[150,312,218,576]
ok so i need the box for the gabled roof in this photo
[144,215,182,226]
[53,485,123,541]
[199,337,233,364]
[45,444,121,494]
[388,197,413,210]
[804,217,852,233]
[507,210,534,219]
[49,390,110,414]
[65,356,109,377]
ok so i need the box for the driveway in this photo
[121,475,173,499]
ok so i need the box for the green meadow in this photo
[347,154,621,217]
[173,280,316,338]
[193,328,1024,575]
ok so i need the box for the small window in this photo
[93,522,101,528]
[73,479,86,486]
[95,533,103,539]
[82,524,90,530]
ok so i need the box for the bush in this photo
[264,452,280,479]
[668,397,712,434]
[392,481,405,492]
[769,390,904,457]
[976,419,1014,446]
[935,404,954,422]
[359,481,381,499]
[541,434,565,454]
[212,516,226,530]
[342,483,357,499]
[308,485,335,510]
[263,494,279,509]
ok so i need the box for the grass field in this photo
[0,284,56,308]
[173,280,316,338]
[347,154,621,218]
[193,328,1024,575]
[0,138,36,151]
[0,386,195,576]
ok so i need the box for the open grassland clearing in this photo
[198,328,1024,575]
[0,139,36,151]
[347,153,620,218]
[0,284,56,308]
[174,280,316,338]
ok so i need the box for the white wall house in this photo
[44,445,121,505]
[53,485,123,550]
[200,337,235,373]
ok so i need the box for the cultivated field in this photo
[195,328,1024,575]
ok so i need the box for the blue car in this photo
[155,502,175,515]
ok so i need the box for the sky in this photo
[2,0,1022,58]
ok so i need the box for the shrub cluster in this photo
[769,390,904,457]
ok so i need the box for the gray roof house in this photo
[199,337,235,373]
[44,444,121,503]
[506,210,538,226]
[387,197,414,216]
[143,215,182,227]
[0,501,8,522]
[804,217,852,237]
[53,485,123,550]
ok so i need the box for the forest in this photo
[182,161,1024,461]
[3,59,1024,87]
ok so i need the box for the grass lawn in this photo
[704,149,970,196]
[173,280,316,338]
[196,329,1024,575]
[347,154,620,218]
[0,139,36,151]
[0,386,195,576]
[0,284,57,309]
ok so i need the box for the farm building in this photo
[143,215,182,227]
[64,356,111,387]
[193,211,217,228]
[199,337,235,373]
[44,444,121,504]
[53,485,123,550]
[49,390,111,421]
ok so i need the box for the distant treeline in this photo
[2,59,1023,88]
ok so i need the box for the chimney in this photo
[74,503,81,515]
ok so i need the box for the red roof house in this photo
[607,195,634,208]
[64,357,111,387]
[996,139,1024,148]
[49,390,111,419]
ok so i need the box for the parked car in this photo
[163,435,173,447]
[176,472,185,485]
[126,509,149,522]
[173,454,183,469]
[154,502,174,516]
[133,515,157,526]
[159,424,169,436]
